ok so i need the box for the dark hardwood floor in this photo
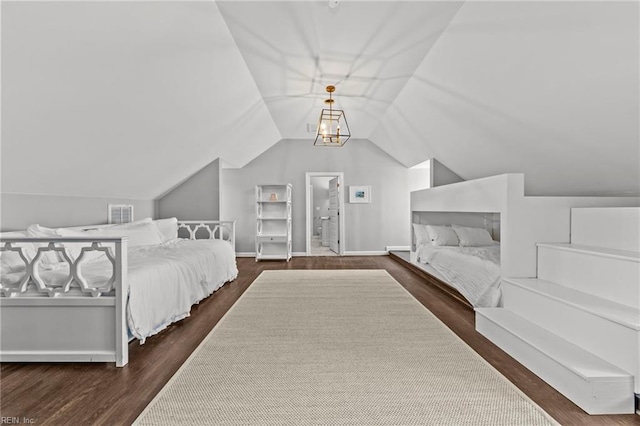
[1,256,638,425]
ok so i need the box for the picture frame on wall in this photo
[349,186,371,203]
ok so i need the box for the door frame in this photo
[305,172,345,256]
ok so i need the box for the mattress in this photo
[415,242,501,307]
[1,239,238,342]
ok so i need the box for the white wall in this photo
[157,159,220,221]
[408,166,431,193]
[0,193,155,231]
[431,158,464,187]
[221,139,428,254]
[571,208,640,252]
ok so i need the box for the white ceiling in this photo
[369,1,640,196]
[1,1,638,199]
[1,1,280,199]
[217,1,463,140]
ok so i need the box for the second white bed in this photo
[415,242,501,308]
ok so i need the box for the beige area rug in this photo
[135,270,557,425]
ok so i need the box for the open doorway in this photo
[305,172,345,256]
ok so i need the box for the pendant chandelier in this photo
[314,85,351,147]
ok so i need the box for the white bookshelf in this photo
[255,184,292,261]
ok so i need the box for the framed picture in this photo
[349,186,371,203]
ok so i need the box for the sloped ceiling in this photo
[369,1,640,196]
[1,1,638,199]
[1,1,280,199]
[216,1,463,140]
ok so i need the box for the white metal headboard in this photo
[177,220,236,251]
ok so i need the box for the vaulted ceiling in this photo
[1,1,638,199]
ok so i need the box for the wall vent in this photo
[108,204,134,224]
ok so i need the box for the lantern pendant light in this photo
[314,85,350,146]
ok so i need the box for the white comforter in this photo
[416,243,501,308]
[1,239,238,342]
[124,239,238,341]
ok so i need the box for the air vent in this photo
[108,204,134,224]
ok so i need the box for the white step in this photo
[476,308,635,414]
[502,277,640,393]
[571,207,640,252]
[537,243,640,309]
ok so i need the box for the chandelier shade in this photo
[314,85,350,146]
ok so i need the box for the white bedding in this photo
[125,239,238,341]
[416,243,501,307]
[1,239,238,342]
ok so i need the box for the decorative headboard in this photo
[177,220,236,251]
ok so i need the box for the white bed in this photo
[415,242,501,308]
[0,218,237,365]
[125,239,237,342]
[1,238,237,342]
[410,221,502,308]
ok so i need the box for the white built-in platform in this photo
[477,207,640,415]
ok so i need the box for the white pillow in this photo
[426,225,459,246]
[153,218,178,242]
[1,250,30,273]
[412,224,431,245]
[0,231,34,273]
[108,221,163,247]
[26,224,66,265]
[55,228,118,263]
[0,235,36,273]
[107,217,153,229]
[452,225,494,247]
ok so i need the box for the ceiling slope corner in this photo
[368,1,466,168]
[205,1,282,169]
[363,137,415,169]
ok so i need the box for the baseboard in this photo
[238,251,390,257]
[385,246,410,252]
[301,251,388,256]
[343,251,389,256]
[237,252,333,258]
[1,351,117,363]
[235,252,256,258]
[238,253,302,260]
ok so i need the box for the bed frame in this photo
[0,220,236,367]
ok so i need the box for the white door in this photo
[329,177,340,254]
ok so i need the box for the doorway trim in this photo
[305,172,345,256]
